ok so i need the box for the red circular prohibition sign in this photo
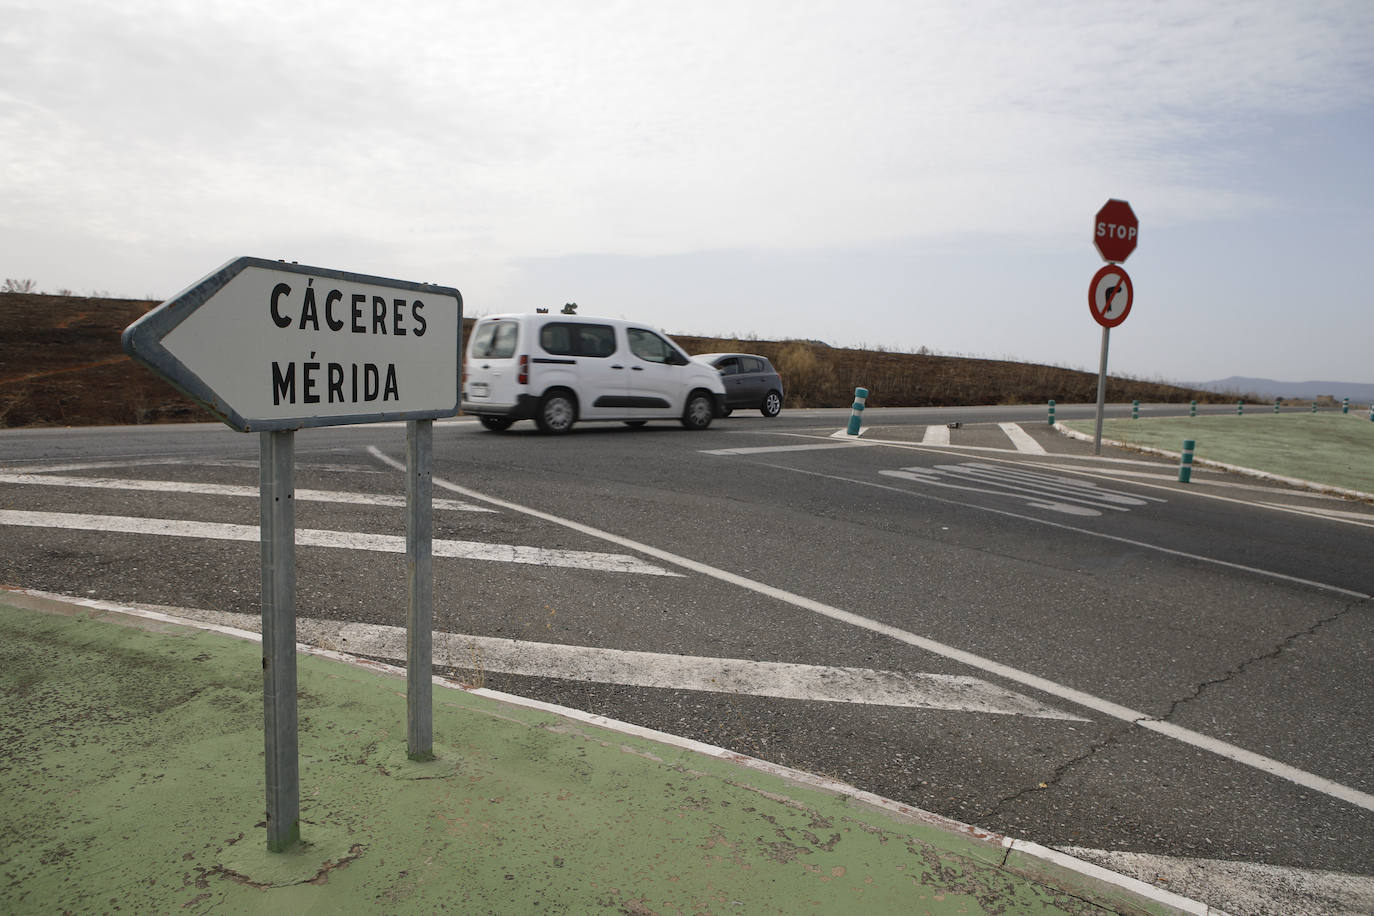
[1088,264,1133,328]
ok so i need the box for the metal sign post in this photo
[1087,203,1138,456]
[123,258,461,853]
[406,419,434,761]
[260,429,300,852]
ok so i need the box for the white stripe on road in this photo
[0,473,493,512]
[998,422,1047,454]
[366,446,1374,815]
[921,425,950,445]
[702,441,875,456]
[323,620,1085,719]
[0,510,680,576]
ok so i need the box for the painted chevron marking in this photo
[0,510,679,576]
[0,472,492,512]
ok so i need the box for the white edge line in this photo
[3,585,1220,916]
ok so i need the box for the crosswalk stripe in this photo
[998,422,1047,454]
[0,472,492,512]
[0,510,679,576]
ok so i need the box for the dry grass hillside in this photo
[0,293,1236,428]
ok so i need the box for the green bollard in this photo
[846,387,869,436]
[1312,402,1318,413]
[1132,400,1139,420]
[1048,399,1056,426]
[1178,439,1195,483]
[1343,398,1350,414]
[1237,400,1243,416]
[1190,400,1197,418]
[1274,398,1280,414]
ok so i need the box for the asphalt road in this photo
[2,404,1371,915]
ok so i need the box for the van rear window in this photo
[471,321,518,358]
[540,322,616,358]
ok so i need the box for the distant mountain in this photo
[1191,377,1374,402]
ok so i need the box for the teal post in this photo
[1048,399,1056,426]
[1190,400,1197,417]
[1132,400,1139,420]
[1312,401,1318,413]
[1274,398,1280,414]
[1237,400,1243,416]
[846,387,869,436]
[1178,439,1195,483]
[1343,398,1350,414]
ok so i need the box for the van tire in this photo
[479,415,515,431]
[680,390,715,430]
[536,390,577,434]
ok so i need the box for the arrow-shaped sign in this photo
[123,257,462,432]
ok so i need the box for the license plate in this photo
[470,382,489,398]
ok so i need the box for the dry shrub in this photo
[773,342,838,407]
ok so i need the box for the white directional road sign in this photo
[123,257,462,432]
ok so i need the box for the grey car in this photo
[693,353,784,417]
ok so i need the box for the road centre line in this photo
[366,445,1374,814]
[0,510,678,576]
[0,472,493,512]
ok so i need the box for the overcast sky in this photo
[4,0,1372,385]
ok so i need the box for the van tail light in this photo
[518,355,528,385]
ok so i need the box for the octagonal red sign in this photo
[1094,199,1138,263]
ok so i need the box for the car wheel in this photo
[478,415,514,432]
[760,391,782,418]
[623,420,647,428]
[680,390,714,430]
[535,391,576,434]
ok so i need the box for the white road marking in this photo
[998,422,1047,454]
[0,509,680,576]
[366,446,1374,815]
[0,473,493,512]
[1058,846,1374,916]
[881,462,1163,516]
[306,619,1083,718]
[702,441,874,455]
[921,425,950,445]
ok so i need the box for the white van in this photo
[462,313,727,434]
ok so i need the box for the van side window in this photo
[471,321,518,358]
[627,328,677,364]
[541,322,616,358]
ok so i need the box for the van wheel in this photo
[680,391,714,430]
[479,415,514,431]
[761,391,782,418]
[536,391,577,434]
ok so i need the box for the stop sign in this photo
[1094,198,1138,263]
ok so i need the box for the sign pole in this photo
[406,419,435,761]
[260,429,301,853]
[1093,326,1110,456]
